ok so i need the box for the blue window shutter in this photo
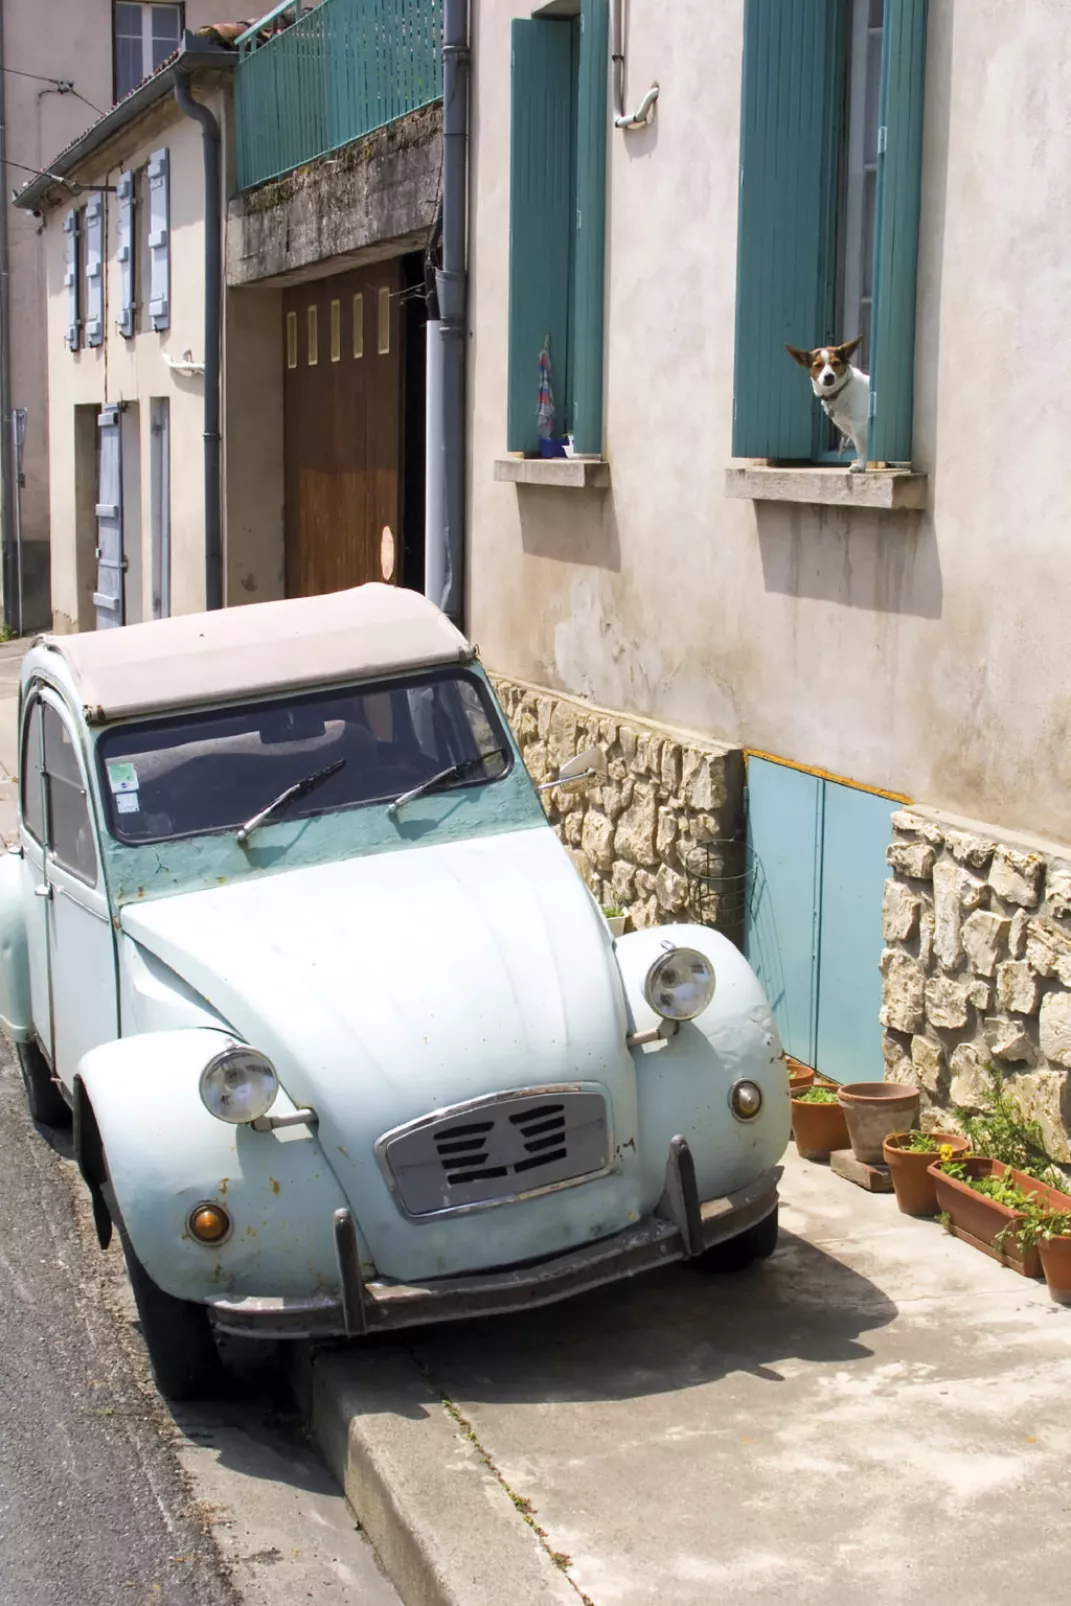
[84,192,104,348]
[117,170,136,339]
[507,19,576,455]
[148,147,170,332]
[571,0,608,457]
[63,209,80,351]
[732,0,846,460]
[868,0,928,465]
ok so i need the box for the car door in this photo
[39,693,119,1088]
[19,695,53,1062]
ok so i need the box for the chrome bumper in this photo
[209,1137,782,1341]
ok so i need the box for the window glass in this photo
[42,704,97,885]
[97,672,513,845]
[114,3,144,100]
[150,3,182,69]
[20,701,44,844]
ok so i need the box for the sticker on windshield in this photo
[106,760,139,795]
[116,792,140,815]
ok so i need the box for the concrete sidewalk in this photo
[304,1147,1071,1606]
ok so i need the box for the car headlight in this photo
[199,1045,278,1125]
[729,1079,763,1121]
[643,945,716,1022]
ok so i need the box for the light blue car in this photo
[0,584,789,1399]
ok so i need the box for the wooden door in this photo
[284,260,403,597]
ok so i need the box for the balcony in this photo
[235,0,443,192]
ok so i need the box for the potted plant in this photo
[1036,1212,1071,1305]
[837,1081,921,1164]
[785,1056,815,1096]
[882,1130,969,1218]
[602,903,628,938]
[791,1082,850,1161]
[928,1156,1067,1277]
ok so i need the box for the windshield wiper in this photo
[386,748,507,818]
[236,758,347,845]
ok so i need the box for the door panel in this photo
[19,699,51,1060]
[93,404,124,628]
[815,782,892,1082]
[745,757,821,1066]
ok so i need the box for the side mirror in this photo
[552,745,608,795]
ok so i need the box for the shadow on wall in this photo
[516,485,622,572]
[755,503,943,620]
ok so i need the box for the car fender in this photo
[74,1028,357,1306]
[0,848,32,1041]
[614,923,790,1202]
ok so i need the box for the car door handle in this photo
[33,883,52,900]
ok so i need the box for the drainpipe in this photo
[435,0,468,628]
[611,0,658,128]
[424,203,445,610]
[174,71,223,611]
[0,0,15,629]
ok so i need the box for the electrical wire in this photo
[2,66,104,118]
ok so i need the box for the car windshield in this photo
[95,669,512,845]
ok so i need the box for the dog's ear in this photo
[785,344,813,368]
[836,336,863,361]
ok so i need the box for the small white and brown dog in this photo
[786,338,869,470]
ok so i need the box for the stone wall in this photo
[881,806,1071,1158]
[492,677,745,938]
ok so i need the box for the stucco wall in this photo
[466,0,1071,844]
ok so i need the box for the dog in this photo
[786,338,869,470]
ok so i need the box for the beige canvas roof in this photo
[35,585,473,724]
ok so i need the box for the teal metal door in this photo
[745,757,892,1081]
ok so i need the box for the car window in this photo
[96,670,513,845]
[20,700,44,844]
[42,703,98,886]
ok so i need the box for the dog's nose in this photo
[821,371,836,386]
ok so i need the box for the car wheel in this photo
[691,1207,779,1273]
[16,1040,69,1126]
[117,1224,223,1402]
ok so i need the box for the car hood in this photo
[119,824,641,1276]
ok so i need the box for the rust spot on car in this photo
[619,1137,636,1154]
[136,887,145,898]
[270,1177,281,1194]
[219,1177,229,1195]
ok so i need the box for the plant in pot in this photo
[785,1056,815,1096]
[1035,1211,1071,1306]
[791,1082,850,1161]
[837,1082,921,1165]
[882,1130,970,1218]
[602,903,628,939]
[927,1156,1071,1277]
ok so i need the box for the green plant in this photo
[794,1085,839,1105]
[959,1067,1062,1186]
[0,622,14,644]
[887,1130,940,1153]
[602,903,625,919]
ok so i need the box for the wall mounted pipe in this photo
[611,0,658,129]
[435,0,468,628]
[0,0,15,629]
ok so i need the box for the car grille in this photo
[380,1089,610,1218]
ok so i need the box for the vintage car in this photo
[0,585,789,1398]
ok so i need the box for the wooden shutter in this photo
[117,170,136,338]
[868,0,928,465]
[506,18,577,455]
[571,0,609,457]
[63,209,80,351]
[84,192,104,347]
[732,0,847,460]
[147,147,170,332]
[93,405,124,630]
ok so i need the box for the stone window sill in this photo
[494,457,611,490]
[725,463,927,511]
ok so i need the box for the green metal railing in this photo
[235,0,442,191]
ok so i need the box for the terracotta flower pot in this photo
[790,1093,850,1161]
[882,1131,969,1218]
[837,1081,921,1165]
[1038,1235,1071,1305]
[786,1057,815,1096]
[928,1157,1071,1278]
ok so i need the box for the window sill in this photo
[494,457,611,490]
[725,464,927,512]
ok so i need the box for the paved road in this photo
[0,1042,400,1606]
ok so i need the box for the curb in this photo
[297,1346,578,1606]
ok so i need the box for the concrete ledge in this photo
[725,463,927,511]
[306,1349,577,1606]
[494,457,611,489]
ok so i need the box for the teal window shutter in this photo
[571,0,609,457]
[507,19,577,456]
[732,0,846,460]
[868,0,928,465]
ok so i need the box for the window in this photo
[42,704,97,885]
[286,310,298,369]
[330,299,341,362]
[114,3,183,102]
[352,293,364,358]
[377,287,391,356]
[732,0,927,467]
[21,701,44,844]
[506,0,609,457]
[307,305,318,366]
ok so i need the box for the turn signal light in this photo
[188,1203,232,1245]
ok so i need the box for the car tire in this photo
[118,1225,223,1402]
[691,1207,779,1274]
[17,1040,69,1126]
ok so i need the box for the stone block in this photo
[1008,909,1029,960]
[882,1030,912,1080]
[634,869,658,896]
[1046,864,1071,922]
[910,1034,946,1097]
[890,809,944,845]
[615,782,658,866]
[660,743,682,797]
[943,828,996,871]
[1005,1068,1071,1163]
[960,911,1009,978]
[967,978,993,1011]
[619,728,637,767]
[631,894,659,929]
[580,811,614,874]
[983,1015,1035,1065]
[656,807,678,859]
[565,847,593,886]
[880,951,926,1033]
[882,880,920,943]
[1040,991,1071,1068]
[925,975,972,1030]
[682,751,726,813]
[917,907,936,969]
[932,860,961,970]
[996,960,1040,1016]
[655,864,689,913]
[610,861,636,904]
[886,841,936,880]
[563,812,583,847]
[988,846,1043,908]
[949,1044,991,1111]
[1026,918,1071,988]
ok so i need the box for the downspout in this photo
[174,71,223,611]
[611,0,658,129]
[0,0,15,629]
[436,0,468,627]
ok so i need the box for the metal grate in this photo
[380,1090,609,1218]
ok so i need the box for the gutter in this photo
[173,73,223,612]
[434,0,468,629]
[0,0,13,627]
